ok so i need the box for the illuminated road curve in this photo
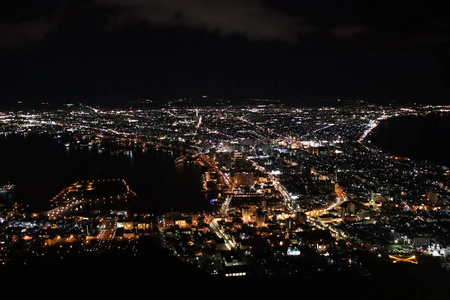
[305,170,348,218]
[198,153,237,249]
[209,219,237,250]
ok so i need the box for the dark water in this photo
[368,112,450,167]
[0,134,208,213]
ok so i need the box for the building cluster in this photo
[0,179,155,266]
[2,101,450,277]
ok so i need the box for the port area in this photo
[0,178,161,275]
[47,178,136,219]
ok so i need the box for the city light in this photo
[1,101,450,281]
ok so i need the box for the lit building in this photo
[426,191,439,205]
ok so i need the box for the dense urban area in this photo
[1,99,450,287]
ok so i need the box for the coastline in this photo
[358,113,391,143]
[0,135,206,213]
[363,111,450,167]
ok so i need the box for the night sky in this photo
[1,0,448,106]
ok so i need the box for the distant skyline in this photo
[1,0,448,106]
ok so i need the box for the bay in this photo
[0,134,208,213]
[368,112,450,168]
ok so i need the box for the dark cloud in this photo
[331,24,369,40]
[0,0,67,49]
[2,0,446,48]
[95,0,316,42]
[0,0,447,104]
[0,18,54,48]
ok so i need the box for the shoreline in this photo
[358,114,391,143]
[362,111,450,167]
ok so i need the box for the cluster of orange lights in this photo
[389,254,418,264]
[86,182,95,191]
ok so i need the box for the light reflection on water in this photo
[0,134,208,213]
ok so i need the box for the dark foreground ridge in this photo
[2,236,450,299]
